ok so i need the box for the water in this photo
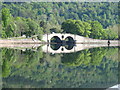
[0,44,119,88]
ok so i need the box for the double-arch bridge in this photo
[41,33,119,53]
[42,33,118,44]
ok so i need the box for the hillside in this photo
[0,2,119,39]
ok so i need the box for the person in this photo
[108,40,110,45]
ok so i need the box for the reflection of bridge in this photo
[0,44,41,51]
[0,43,119,53]
[42,43,119,53]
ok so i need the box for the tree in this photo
[61,19,83,35]
[15,17,29,37]
[61,19,91,37]
[89,21,104,39]
[2,8,11,27]
[82,22,91,37]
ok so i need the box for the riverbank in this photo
[0,37,119,45]
[0,38,43,44]
[0,43,42,51]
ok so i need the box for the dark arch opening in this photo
[65,36,75,44]
[64,36,75,50]
[50,36,62,50]
[50,36,62,44]
[62,35,64,39]
[61,48,64,51]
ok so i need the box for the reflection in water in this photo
[50,43,75,51]
[64,36,75,44]
[0,49,2,90]
[64,44,74,50]
[62,47,117,66]
[0,46,119,88]
[50,44,61,50]
[43,43,119,54]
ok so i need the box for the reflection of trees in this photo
[61,47,109,66]
[90,48,107,66]
[2,47,119,88]
[61,49,91,66]
[2,48,14,78]
[2,60,11,78]
[2,47,43,78]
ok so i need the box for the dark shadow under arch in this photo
[50,36,62,50]
[65,36,75,44]
[50,36,62,44]
[64,36,75,50]
[50,36,75,51]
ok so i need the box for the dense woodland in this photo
[0,2,119,39]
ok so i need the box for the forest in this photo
[0,2,119,39]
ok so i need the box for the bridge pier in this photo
[61,40,66,46]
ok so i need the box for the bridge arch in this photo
[64,36,75,44]
[50,36,62,44]
[42,33,77,43]
[42,44,76,53]
[42,33,111,44]
[50,43,61,50]
[65,44,74,50]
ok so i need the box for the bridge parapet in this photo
[42,33,76,43]
[42,33,86,43]
[42,33,119,44]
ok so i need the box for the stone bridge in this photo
[41,33,119,53]
[42,33,118,44]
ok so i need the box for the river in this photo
[0,44,119,89]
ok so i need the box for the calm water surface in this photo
[0,45,119,88]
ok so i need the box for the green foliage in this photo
[61,50,91,66]
[61,19,91,37]
[2,8,11,27]
[1,47,43,78]
[105,29,118,40]
[89,21,104,39]
[2,59,11,78]
[1,2,119,39]
[62,19,118,39]
[1,8,43,39]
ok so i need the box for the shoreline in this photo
[0,38,43,44]
[0,38,119,45]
